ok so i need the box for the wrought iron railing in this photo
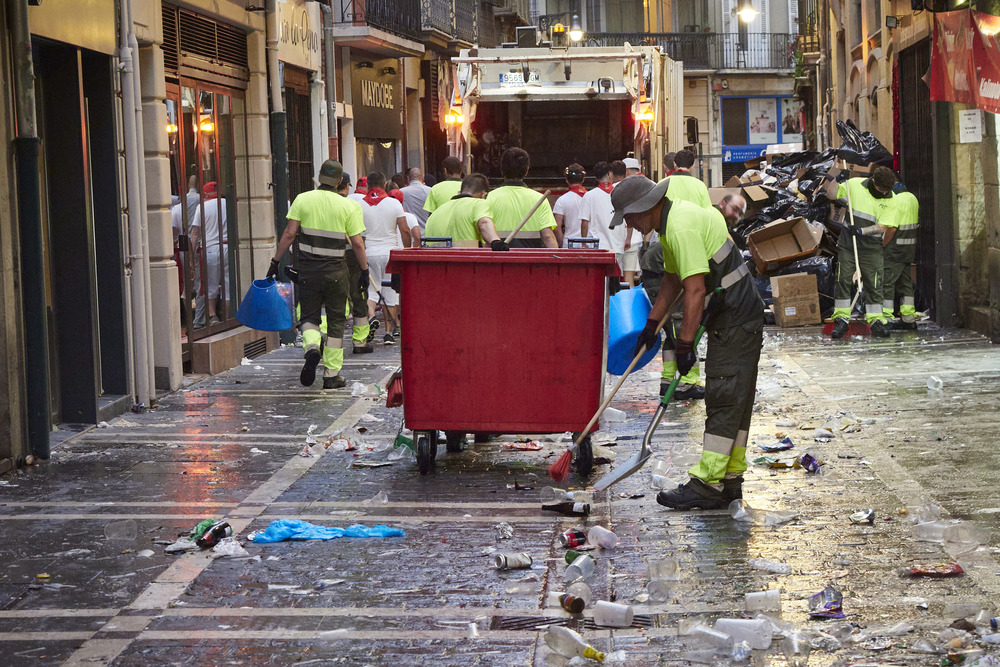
[454,0,477,43]
[420,0,451,34]
[798,0,821,54]
[583,32,795,71]
[334,0,422,40]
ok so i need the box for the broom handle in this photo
[845,184,865,310]
[504,190,551,244]
[573,290,685,447]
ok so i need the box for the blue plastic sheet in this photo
[251,519,405,543]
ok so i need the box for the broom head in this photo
[821,319,871,336]
[548,449,573,484]
[386,368,403,408]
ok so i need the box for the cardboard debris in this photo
[748,217,823,274]
[770,272,821,327]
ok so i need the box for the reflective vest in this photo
[886,191,919,262]
[836,178,895,249]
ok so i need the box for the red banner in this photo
[931,10,1000,114]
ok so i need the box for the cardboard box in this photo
[709,187,741,206]
[742,184,771,216]
[770,272,821,327]
[747,217,823,274]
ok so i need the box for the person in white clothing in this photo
[360,172,411,345]
[399,168,432,231]
[190,181,229,328]
[614,159,642,285]
[552,163,588,247]
[579,161,625,260]
[388,187,422,248]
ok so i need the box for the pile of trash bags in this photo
[728,120,894,319]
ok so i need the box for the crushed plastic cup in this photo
[593,600,633,628]
[748,558,791,574]
[729,499,757,523]
[714,618,772,649]
[849,508,875,524]
[602,407,627,422]
[744,589,781,613]
[648,557,680,580]
[943,523,989,552]
[351,382,370,397]
[104,519,138,541]
[685,624,735,651]
[647,579,671,603]
[927,376,943,390]
[911,520,947,542]
[781,632,811,667]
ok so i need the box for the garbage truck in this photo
[446,42,684,187]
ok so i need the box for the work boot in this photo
[831,318,850,340]
[300,348,321,387]
[353,344,374,354]
[870,320,890,338]
[323,375,347,389]
[673,384,706,401]
[656,477,727,510]
[721,476,743,503]
[891,320,918,331]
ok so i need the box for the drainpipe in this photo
[119,0,153,409]
[267,0,288,230]
[8,0,50,459]
[319,0,339,160]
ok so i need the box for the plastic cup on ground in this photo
[650,459,670,476]
[104,519,138,541]
[714,618,772,649]
[564,554,595,581]
[593,600,633,628]
[686,624,735,651]
[647,579,671,602]
[566,581,592,605]
[588,525,618,549]
[744,589,781,613]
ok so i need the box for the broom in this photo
[386,367,403,408]
[548,292,683,483]
[821,181,871,336]
[503,190,552,244]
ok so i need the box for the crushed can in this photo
[494,552,533,570]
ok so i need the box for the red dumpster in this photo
[385,248,620,475]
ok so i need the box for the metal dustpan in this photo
[592,389,673,491]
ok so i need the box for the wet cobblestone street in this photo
[3,324,1000,666]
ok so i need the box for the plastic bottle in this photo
[714,618,772,650]
[564,554,596,580]
[588,525,618,549]
[540,487,570,503]
[781,632,811,667]
[542,501,591,517]
[544,626,605,662]
[494,552,532,570]
[911,521,947,542]
[196,521,232,549]
[747,558,791,574]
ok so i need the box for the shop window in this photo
[722,97,748,145]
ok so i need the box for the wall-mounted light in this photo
[356,61,373,69]
[885,15,898,29]
[445,109,464,125]
[381,66,396,76]
[569,14,583,42]
[737,0,758,23]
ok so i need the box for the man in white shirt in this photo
[552,163,588,247]
[579,161,624,259]
[360,172,411,345]
[190,181,229,328]
[399,167,431,231]
[616,159,643,285]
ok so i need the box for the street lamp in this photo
[569,14,583,42]
[737,0,758,22]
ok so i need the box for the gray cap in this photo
[609,175,670,228]
[318,159,344,187]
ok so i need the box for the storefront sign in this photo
[351,58,402,140]
[29,0,116,55]
[930,10,1000,115]
[277,0,321,71]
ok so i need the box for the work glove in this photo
[265,258,280,281]
[632,318,659,358]
[675,338,696,377]
[358,268,370,296]
[490,239,510,251]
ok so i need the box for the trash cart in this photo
[385,248,621,475]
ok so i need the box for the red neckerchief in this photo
[666,168,689,177]
[363,188,389,206]
[598,181,614,194]
[569,184,587,197]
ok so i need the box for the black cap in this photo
[319,159,344,187]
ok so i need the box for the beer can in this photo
[559,528,587,548]
[494,552,532,570]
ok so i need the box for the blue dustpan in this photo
[607,288,662,375]
[236,279,294,331]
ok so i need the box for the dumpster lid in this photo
[387,248,621,276]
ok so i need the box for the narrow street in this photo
[2,323,1000,666]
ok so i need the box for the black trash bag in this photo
[835,119,893,167]
[756,273,773,307]
[770,150,820,171]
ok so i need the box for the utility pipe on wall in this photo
[318,0,339,160]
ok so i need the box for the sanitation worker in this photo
[611,175,763,510]
[640,193,748,403]
[664,149,712,209]
[882,182,919,330]
[424,173,508,249]
[827,166,897,339]
[423,156,464,214]
[486,147,558,248]
[267,159,368,389]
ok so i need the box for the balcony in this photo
[584,32,795,71]
[333,0,422,40]
[797,0,821,57]
[419,0,478,49]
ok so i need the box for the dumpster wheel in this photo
[416,432,436,475]
[574,433,594,477]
